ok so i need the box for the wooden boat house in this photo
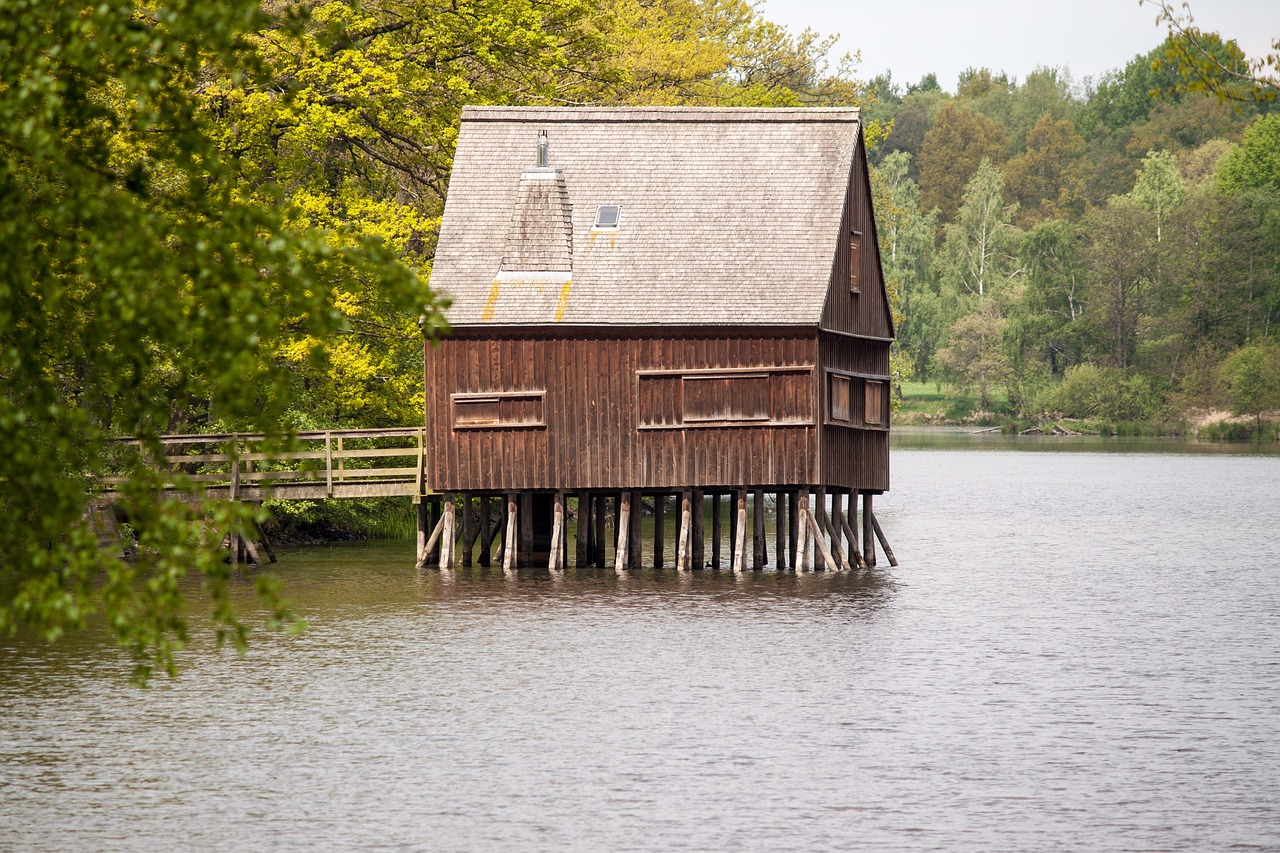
[420,106,896,573]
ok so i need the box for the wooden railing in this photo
[102,428,429,501]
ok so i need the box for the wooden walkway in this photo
[102,428,430,502]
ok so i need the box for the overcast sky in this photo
[760,0,1280,93]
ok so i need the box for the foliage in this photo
[918,102,1008,220]
[1142,0,1280,103]
[0,0,443,681]
[1220,341,1280,425]
[1218,115,1280,195]
[1044,364,1162,421]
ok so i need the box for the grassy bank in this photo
[894,381,1280,441]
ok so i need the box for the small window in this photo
[865,379,885,426]
[831,374,852,423]
[593,205,621,229]
[452,391,545,430]
[850,230,863,293]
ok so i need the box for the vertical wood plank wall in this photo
[821,134,893,340]
[426,328,889,493]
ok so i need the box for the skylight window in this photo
[593,205,621,229]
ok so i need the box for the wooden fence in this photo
[102,428,429,502]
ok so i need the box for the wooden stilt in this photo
[787,491,799,570]
[576,492,591,567]
[460,493,475,567]
[520,492,534,567]
[439,493,456,569]
[815,487,831,567]
[503,493,517,573]
[416,500,430,568]
[550,492,565,571]
[711,493,723,569]
[628,490,642,569]
[593,493,606,566]
[796,489,811,571]
[870,511,898,567]
[775,491,787,570]
[676,491,692,572]
[615,493,631,574]
[728,492,738,567]
[819,503,851,572]
[242,533,262,565]
[691,489,704,570]
[254,520,277,564]
[418,512,447,569]
[478,496,493,567]
[862,492,876,567]
[825,489,845,569]
[805,506,838,571]
[732,490,748,574]
[839,512,866,570]
[653,494,665,568]
[611,495,621,563]
[423,497,439,563]
[752,489,765,570]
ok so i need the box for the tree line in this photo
[867,38,1280,428]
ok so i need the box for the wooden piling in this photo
[788,491,799,570]
[418,511,446,569]
[839,511,866,570]
[416,500,430,569]
[576,492,591,567]
[825,489,845,569]
[439,493,456,569]
[503,493,517,573]
[478,495,493,567]
[460,493,475,567]
[653,493,665,568]
[862,492,876,567]
[676,491,692,572]
[733,490,747,574]
[870,511,898,567]
[711,492,722,569]
[520,491,534,567]
[628,490,642,568]
[805,504,838,571]
[728,492,738,568]
[775,491,787,570]
[752,489,765,570]
[550,491,565,570]
[593,493,606,566]
[796,489,811,571]
[691,489,705,570]
[615,493,632,574]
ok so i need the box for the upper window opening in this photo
[594,205,621,229]
[850,230,863,294]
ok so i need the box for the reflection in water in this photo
[3,442,1280,852]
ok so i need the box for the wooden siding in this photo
[821,133,894,341]
[426,330,827,492]
[817,332,891,492]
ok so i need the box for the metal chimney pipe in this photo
[537,130,548,168]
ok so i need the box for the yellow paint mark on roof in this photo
[481,279,501,322]
[554,279,572,322]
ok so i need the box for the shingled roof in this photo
[431,106,861,327]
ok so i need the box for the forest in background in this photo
[866,39,1280,435]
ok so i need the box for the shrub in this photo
[1044,364,1161,421]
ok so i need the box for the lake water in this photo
[3,431,1280,851]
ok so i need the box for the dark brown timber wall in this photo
[817,332,890,492]
[427,328,879,493]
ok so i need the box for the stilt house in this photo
[422,106,896,572]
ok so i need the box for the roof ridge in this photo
[462,106,860,123]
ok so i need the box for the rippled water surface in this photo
[3,436,1280,851]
